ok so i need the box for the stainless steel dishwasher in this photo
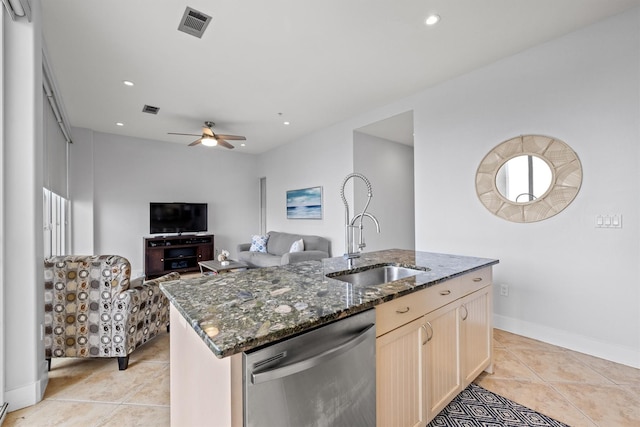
[243,309,376,427]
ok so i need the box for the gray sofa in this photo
[237,231,330,268]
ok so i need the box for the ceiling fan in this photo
[168,121,246,149]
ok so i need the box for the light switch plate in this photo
[595,214,622,228]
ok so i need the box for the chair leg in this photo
[117,356,129,371]
[46,358,51,371]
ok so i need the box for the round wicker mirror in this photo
[476,134,582,223]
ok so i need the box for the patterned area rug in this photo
[429,383,570,426]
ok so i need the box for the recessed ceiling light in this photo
[116,122,124,126]
[283,121,290,126]
[122,80,134,86]
[425,14,440,26]
[240,143,246,147]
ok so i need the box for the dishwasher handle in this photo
[251,323,375,385]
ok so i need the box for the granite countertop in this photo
[160,249,498,359]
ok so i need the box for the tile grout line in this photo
[492,333,601,426]
[545,380,600,427]
[493,330,640,426]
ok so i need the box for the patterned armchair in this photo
[44,255,179,370]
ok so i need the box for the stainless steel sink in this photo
[328,265,427,287]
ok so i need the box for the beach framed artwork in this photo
[286,186,323,219]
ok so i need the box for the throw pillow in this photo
[289,238,304,253]
[250,234,269,253]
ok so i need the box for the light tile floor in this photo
[476,329,640,427]
[5,329,640,426]
[6,333,171,427]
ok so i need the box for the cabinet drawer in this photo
[376,279,462,337]
[458,267,492,295]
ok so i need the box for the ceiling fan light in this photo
[201,136,217,146]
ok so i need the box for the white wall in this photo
[71,111,417,279]
[257,122,355,257]
[70,131,260,276]
[353,132,415,252]
[69,127,94,254]
[412,9,639,367]
[259,9,640,367]
[3,0,47,410]
[258,101,422,258]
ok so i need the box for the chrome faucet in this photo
[340,173,381,269]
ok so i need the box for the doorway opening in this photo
[353,110,415,251]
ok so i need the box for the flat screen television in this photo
[150,202,208,234]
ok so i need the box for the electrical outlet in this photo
[500,284,509,297]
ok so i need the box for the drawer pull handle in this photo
[473,277,483,282]
[422,322,434,345]
[439,290,451,296]
[396,307,410,314]
[461,304,469,321]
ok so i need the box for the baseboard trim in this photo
[4,363,49,413]
[494,314,640,369]
[5,383,38,413]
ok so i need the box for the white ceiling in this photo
[41,0,640,153]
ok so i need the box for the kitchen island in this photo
[160,249,498,426]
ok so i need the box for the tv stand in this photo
[144,234,214,278]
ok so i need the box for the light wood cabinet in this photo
[375,279,463,337]
[460,286,492,386]
[376,316,428,427]
[424,302,461,420]
[169,307,243,427]
[376,267,493,426]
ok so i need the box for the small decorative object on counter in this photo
[217,249,230,262]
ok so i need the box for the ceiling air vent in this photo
[142,105,160,115]
[178,7,212,38]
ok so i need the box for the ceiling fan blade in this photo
[215,134,246,141]
[188,138,203,146]
[217,139,235,149]
[168,132,201,137]
[202,127,214,137]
